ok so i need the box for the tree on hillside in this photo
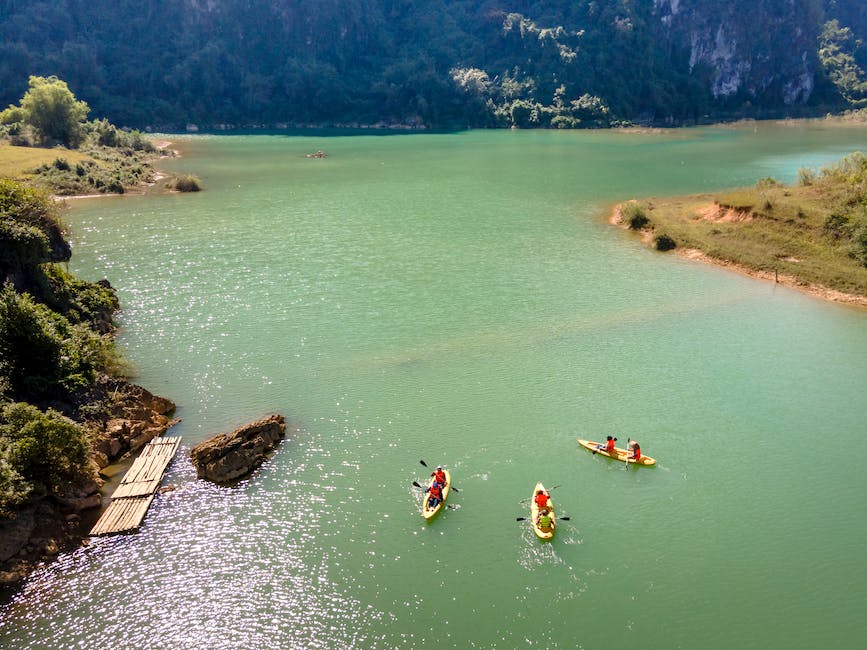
[0,76,90,147]
[819,20,867,107]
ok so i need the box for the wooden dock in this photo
[90,436,181,536]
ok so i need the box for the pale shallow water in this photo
[2,124,867,649]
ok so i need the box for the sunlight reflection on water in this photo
[1,438,387,650]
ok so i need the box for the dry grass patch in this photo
[616,177,867,301]
[0,142,96,181]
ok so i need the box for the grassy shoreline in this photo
[609,183,867,309]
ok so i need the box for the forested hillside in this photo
[1,1,866,129]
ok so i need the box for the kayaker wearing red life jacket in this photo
[629,440,641,461]
[597,435,617,453]
[432,466,447,485]
[426,481,444,509]
[534,489,549,509]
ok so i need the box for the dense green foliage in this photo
[0,77,161,195]
[819,19,867,106]
[0,180,120,404]
[802,152,867,265]
[0,178,120,517]
[0,402,92,516]
[0,179,68,276]
[0,76,90,147]
[0,2,865,129]
[0,283,118,400]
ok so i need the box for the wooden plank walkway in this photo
[89,495,154,536]
[90,436,181,536]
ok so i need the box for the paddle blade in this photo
[450,487,459,493]
[516,517,526,521]
[412,481,422,488]
[419,460,428,467]
[558,516,571,521]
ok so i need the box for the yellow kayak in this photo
[422,469,451,520]
[577,438,657,466]
[530,482,555,540]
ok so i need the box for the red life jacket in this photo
[606,438,615,453]
[534,493,548,508]
[429,483,442,499]
[632,445,641,460]
[435,470,446,484]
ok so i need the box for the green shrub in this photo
[0,283,119,400]
[550,115,577,129]
[0,179,69,276]
[756,177,780,190]
[850,214,867,267]
[0,218,50,272]
[172,174,203,192]
[0,402,93,514]
[0,454,31,516]
[824,212,850,239]
[621,201,650,229]
[797,168,815,186]
[0,283,64,396]
[655,233,677,251]
[0,179,61,233]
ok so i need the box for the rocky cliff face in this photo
[653,0,819,106]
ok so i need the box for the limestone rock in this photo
[90,382,180,465]
[190,414,286,483]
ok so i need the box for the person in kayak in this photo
[537,508,554,533]
[425,481,444,509]
[597,435,617,453]
[431,465,447,485]
[534,489,549,509]
[628,440,641,461]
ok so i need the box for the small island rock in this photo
[189,414,286,483]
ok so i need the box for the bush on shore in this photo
[655,233,677,251]
[0,402,94,517]
[170,174,203,192]
[0,283,119,400]
[621,201,650,229]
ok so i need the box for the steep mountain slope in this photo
[0,1,862,128]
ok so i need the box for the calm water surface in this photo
[2,123,867,649]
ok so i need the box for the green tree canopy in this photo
[819,20,867,107]
[3,75,90,147]
[0,178,69,280]
[0,402,92,515]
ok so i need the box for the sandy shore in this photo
[609,203,867,308]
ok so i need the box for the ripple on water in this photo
[0,442,388,650]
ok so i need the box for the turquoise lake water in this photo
[1,123,867,649]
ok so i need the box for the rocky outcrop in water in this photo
[189,414,286,484]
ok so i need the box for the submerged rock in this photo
[189,414,286,484]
